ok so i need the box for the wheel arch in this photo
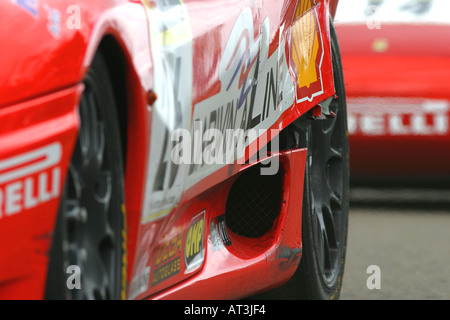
[97,35,129,165]
[85,29,152,287]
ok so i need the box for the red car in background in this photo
[335,0,450,185]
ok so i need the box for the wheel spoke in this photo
[322,205,337,249]
[322,229,332,273]
[82,251,109,299]
[308,91,348,283]
[313,211,325,269]
[94,171,112,204]
[96,122,106,165]
[330,190,342,206]
[314,208,331,275]
[64,200,82,224]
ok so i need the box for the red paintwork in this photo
[0,85,81,299]
[0,0,339,299]
[336,22,450,181]
[151,150,306,300]
[329,0,339,18]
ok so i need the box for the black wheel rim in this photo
[308,74,348,284]
[62,80,119,299]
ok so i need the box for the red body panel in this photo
[131,0,335,299]
[336,20,450,182]
[0,86,81,299]
[151,150,306,300]
[0,0,154,299]
[0,0,338,299]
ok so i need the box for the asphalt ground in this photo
[339,187,450,300]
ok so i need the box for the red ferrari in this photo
[0,0,348,300]
[335,0,450,185]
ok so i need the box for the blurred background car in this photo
[334,0,450,187]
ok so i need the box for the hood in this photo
[0,0,95,108]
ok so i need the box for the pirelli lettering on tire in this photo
[184,210,205,271]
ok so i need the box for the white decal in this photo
[141,0,193,223]
[186,8,294,188]
[128,266,150,300]
[141,4,295,222]
[0,142,62,218]
[335,0,450,26]
[348,98,450,136]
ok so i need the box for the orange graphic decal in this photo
[295,0,312,19]
[291,1,324,102]
[292,10,319,89]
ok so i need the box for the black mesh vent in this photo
[225,164,283,238]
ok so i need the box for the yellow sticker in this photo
[294,0,313,19]
[292,8,319,89]
[140,0,191,47]
[184,211,205,271]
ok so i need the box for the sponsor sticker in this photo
[154,226,183,267]
[347,98,450,136]
[12,0,38,17]
[141,0,193,224]
[291,2,326,103]
[187,7,294,186]
[129,266,150,299]
[151,226,183,286]
[12,1,63,38]
[0,142,62,219]
[151,257,180,286]
[184,210,205,271]
[210,214,232,251]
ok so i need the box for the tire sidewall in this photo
[302,20,349,299]
[46,53,127,300]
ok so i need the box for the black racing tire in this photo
[252,20,349,300]
[45,53,127,300]
[293,20,349,300]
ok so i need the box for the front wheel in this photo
[45,53,127,300]
[253,20,349,300]
[295,21,349,300]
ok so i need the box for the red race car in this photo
[0,0,348,300]
[335,0,450,185]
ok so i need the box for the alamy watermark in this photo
[366,265,381,290]
[66,265,81,290]
[170,121,280,175]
